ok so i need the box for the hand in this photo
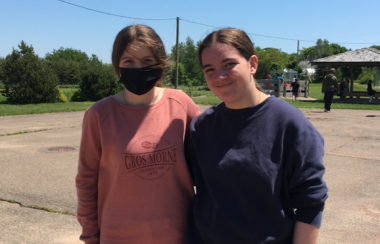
[293,221,320,244]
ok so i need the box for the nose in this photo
[215,68,227,80]
[134,60,146,69]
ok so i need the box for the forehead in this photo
[201,42,242,63]
[123,42,154,57]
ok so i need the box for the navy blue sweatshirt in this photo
[185,96,328,244]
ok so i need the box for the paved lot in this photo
[0,105,379,244]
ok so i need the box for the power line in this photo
[57,0,176,21]
[57,0,380,45]
[182,20,379,45]
[181,19,218,28]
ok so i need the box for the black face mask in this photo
[119,65,161,96]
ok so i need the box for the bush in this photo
[70,90,83,102]
[58,84,79,88]
[57,89,68,103]
[78,64,124,101]
[358,67,377,84]
[48,60,83,85]
[2,41,60,104]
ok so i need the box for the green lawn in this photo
[289,83,379,110]
[0,102,94,116]
[0,83,378,117]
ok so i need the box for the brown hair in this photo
[111,25,168,87]
[198,28,262,91]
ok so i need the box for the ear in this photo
[249,55,258,76]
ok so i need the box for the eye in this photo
[123,59,133,63]
[144,59,154,63]
[225,62,236,68]
[204,68,214,74]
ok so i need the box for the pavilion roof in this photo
[311,48,380,66]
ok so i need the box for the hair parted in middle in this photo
[111,24,169,87]
[198,28,255,67]
[198,27,262,91]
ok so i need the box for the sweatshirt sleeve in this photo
[182,92,201,130]
[187,96,201,121]
[76,108,102,244]
[285,121,328,227]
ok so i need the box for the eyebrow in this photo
[120,55,154,61]
[202,58,237,69]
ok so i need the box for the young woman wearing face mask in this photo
[76,24,200,244]
[185,28,328,244]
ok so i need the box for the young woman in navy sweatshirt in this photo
[185,28,328,244]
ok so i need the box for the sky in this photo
[1,0,380,64]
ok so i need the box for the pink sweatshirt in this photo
[76,89,200,244]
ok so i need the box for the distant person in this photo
[266,75,272,80]
[339,79,348,100]
[321,68,339,112]
[274,73,285,92]
[368,80,376,103]
[292,75,297,82]
[291,78,301,101]
[274,73,284,85]
[345,78,350,92]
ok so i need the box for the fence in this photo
[256,80,309,98]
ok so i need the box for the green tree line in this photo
[0,41,122,104]
[1,39,379,104]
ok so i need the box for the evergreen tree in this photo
[2,41,60,104]
[45,48,102,85]
[169,37,205,86]
[77,64,123,101]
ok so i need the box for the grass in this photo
[0,102,94,116]
[0,129,48,137]
[0,197,73,215]
[288,83,380,110]
[0,83,378,117]
[283,100,379,110]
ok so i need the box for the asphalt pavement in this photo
[0,105,379,244]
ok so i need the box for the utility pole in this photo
[175,17,179,89]
[296,40,299,76]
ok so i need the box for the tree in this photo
[300,40,350,82]
[0,57,5,83]
[286,61,303,74]
[77,64,123,101]
[315,39,331,58]
[170,42,185,64]
[300,46,316,61]
[255,47,289,78]
[183,37,198,80]
[47,60,83,85]
[169,62,187,86]
[330,43,348,55]
[2,41,60,104]
[45,48,102,85]
[45,47,90,62]
[169,37,205,86]
[370,45,380,51]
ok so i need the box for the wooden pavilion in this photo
[311,48,380,92]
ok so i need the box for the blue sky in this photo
[1,0,379,64]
